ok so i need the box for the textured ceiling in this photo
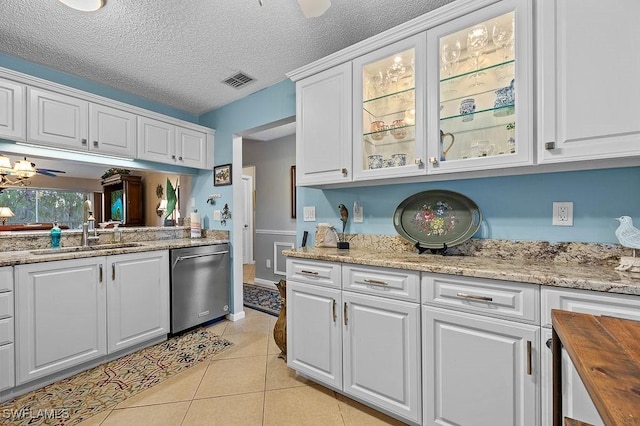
[0,0,453,115]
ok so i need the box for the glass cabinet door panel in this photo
[426,0,532,174]
[440,11,515,161]
[353,33,426,181]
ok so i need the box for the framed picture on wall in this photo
[213,164,232,186]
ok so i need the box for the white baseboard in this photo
[226,311,246,322]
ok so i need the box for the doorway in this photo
[242,171,255,284]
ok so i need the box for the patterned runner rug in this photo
[243,283,281,316]
[0,328,232,425]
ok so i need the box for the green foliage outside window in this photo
[0,188,87,229]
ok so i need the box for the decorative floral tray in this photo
[393,190,481,250]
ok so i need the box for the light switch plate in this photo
[303,206,316,222]
[213,210,221,221]
[353,201,363,223]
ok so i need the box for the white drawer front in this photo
[343,265,419,302]
[0,292,12,319]
[541,286,640,328]
[0,342,15,392]
[0,267,12,292]
[0,318,13,346]
[286,258,341,289]
[423,273,539,324]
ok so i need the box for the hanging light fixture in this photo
[0,154,37,187]
[58,0,104,12]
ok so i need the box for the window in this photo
[0,188,88,229]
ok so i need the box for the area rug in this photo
[243,283,281,316]
[0,328,233,426]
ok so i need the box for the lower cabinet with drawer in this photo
[422,273,540,426]
[0,266,14,392]
[540,287,640,426]
[286,259,422,425]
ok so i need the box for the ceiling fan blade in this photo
[35,170,58,177]
[297,0,330,18]
[37,168,66,174]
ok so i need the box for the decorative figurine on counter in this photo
[337,203,350,249]
[614,216,640,272]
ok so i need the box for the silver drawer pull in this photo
[364,279,388,286]
[300,270,319,275]
[456,292,493,302]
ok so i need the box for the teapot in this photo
[440,130,455,161]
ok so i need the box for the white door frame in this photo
[241,174,254,265]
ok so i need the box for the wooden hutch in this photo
[101,174,143,226]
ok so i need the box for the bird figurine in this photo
[338,204,348,238]
[615,216,640,257]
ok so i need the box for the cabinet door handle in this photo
[81,138,87,145]
[456,292,493,302]
[415,158,423,166]
[332,299,336,323]
[364,278,388,286]
[300,270,318,276]
[99,264,103,282]
[171,154,176,159]
[545,141,556,150]
[179,156,183,161]
[546,338,553,350]
[428,156,439,165]
[341,168,348,176]
[93,140,98,147]
[112,264,116,281]
[343,302,348,326]
[526,340,532,375]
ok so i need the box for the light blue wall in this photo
[0,53,197,122]
[299,167,640,245]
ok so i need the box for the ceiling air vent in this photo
[222,72,255,89]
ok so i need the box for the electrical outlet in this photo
[353,201,363,223]
[266,259,271,268]
[213,210,221,221]
[552,202,573,226]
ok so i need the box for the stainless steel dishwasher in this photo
[170,243,230,334]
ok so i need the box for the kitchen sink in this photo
[30,242,145,255]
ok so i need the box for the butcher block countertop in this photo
[552,310,640,425]
[283,246,640,296]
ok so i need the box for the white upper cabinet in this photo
[353,33,426,181]
[28,87,137,158]
[89,103,137,158]
[28,87,88,150]
[138,116,207,169]
[426,0,533,174]
[0,78,25,141]
[537,0,640,163]
[295,63,352,186]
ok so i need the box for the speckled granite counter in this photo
[283,240,640,296]
[0,226,229,267]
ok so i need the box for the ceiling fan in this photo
[0,154,66,188]
[259,0,331,18]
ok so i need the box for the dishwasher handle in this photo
[172,251,229,268]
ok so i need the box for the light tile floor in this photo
[78,307,406,426]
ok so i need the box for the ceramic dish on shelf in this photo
[393,189,481,251]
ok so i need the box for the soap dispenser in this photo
[50,222,61,249]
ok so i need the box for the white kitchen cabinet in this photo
[107,250,169,353]
[27,87,137,158]
[537,0,640,163]
[423,306,539,426]
[0,78,25,141]
[426,0,533,174]
[343,291,421,424]
[295,63,352,186]
[0,266,14,392]
[138,116,207,169]
[353,33,426,181]
[287,280,342,389]
[15,251,170,385]
[89,103,137,158]
[540,287,640,426]
[15,257,107,384]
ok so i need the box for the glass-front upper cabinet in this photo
[426,0,532,174]
[353,33,426,181]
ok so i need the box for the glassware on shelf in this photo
[466,24,488,86]
[441,39,461,94]
[387,56,407,93]
[492,19,514,61]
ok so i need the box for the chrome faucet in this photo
[82,212,100,247]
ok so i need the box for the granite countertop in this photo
[0,238,229,267]
[283,247,640,296]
